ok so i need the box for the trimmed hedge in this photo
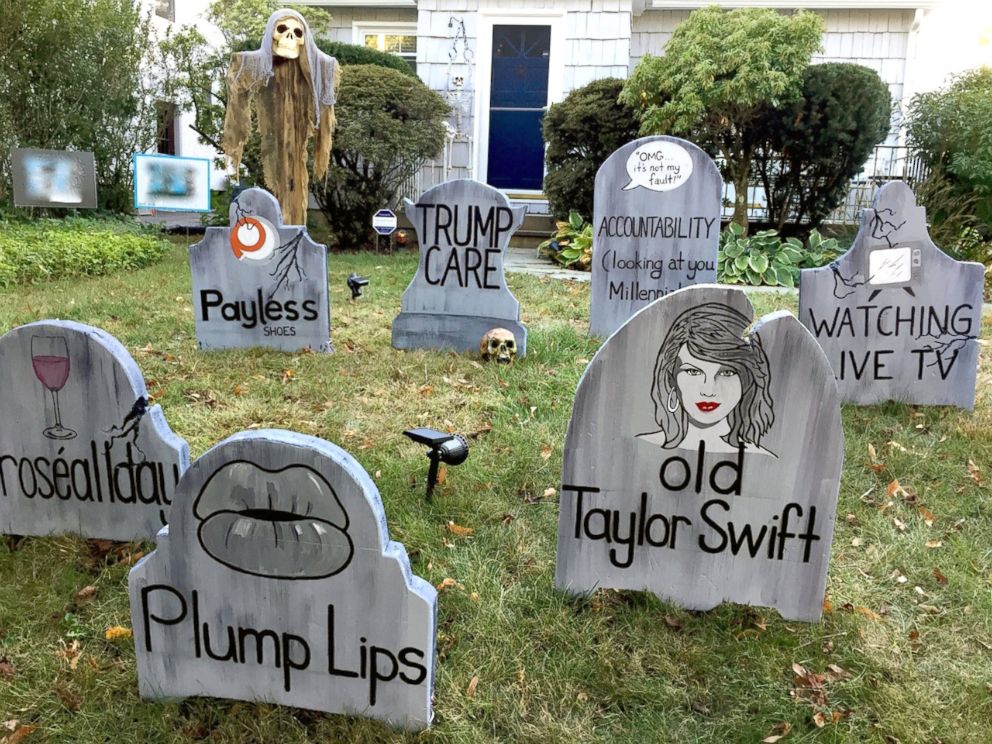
[0,218,170,287]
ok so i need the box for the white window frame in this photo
[474,10,566,196]
[352,21,418,67]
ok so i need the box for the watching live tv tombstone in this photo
[190,187,331,352]
[557,285,843,622]
[799,181,983,408]
[129,430,437,730]
[590,136,722,337]
[392,179,528,355]
[0,321,189,540]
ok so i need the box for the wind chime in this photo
[444,17,474,179]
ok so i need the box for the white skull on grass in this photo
[273,16,305,59]
[480,328,517,364]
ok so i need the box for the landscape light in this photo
[403,427,470,501]
[347,273,369,300]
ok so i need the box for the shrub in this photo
[311,65,448,249]
[542,78,641,222]
[319,40,416,77]
[907,67,992,229]
[537,211,593,270]
[0,218,171,287]
[717,224,840,287]
[753,63,892,235]
[0,0,160,213]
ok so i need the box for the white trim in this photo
[473,10,566,191]
[350,20,418,45]
[646,1,937,7]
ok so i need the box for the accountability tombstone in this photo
[392,179,528,355]
[129,430,437,730]
[190,187,331,352]
[799,181,983,408]
[557,285,843,622]
[0,321,189,540]
[590,136,722,337]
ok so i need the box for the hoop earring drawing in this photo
[667,388,679,413]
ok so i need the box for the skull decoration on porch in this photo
[480,328,517,364]
[272,16,305,59]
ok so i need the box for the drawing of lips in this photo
[695,401,720,413]
[194,461,353,579]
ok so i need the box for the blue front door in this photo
[487,25,550,191]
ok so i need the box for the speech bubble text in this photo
[622,141,693,192]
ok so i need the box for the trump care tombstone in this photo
[0,321,189,539]
[190,187,331,352]
[556,285,843,622]
[129,430,437,730]
[392,179,528,355]
[799,181,983,408]
[590,136,722,337]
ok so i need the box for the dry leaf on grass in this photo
[967,459,982,485]
[74,586,97,603]
[663,615,683,631]
[543,487,557,499]
[56,640,81,670]
[435,578,458,592]
[762,722,792,743]
[465,675,479,698]
[104,626,132,641]
[0,657,14,680]
[933,567,948,585]
[540,444,552,460]
[446,522,474,538]
[3,722,37,744]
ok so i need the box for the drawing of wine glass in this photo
[31,335,76,440]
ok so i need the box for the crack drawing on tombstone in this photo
[268,232,307,299]
[868,207,906,248]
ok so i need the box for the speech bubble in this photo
[622,141,693,192]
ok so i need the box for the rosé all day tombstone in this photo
[392,179,528,356]
[129,430,436,730]
[556,286,843,622]
[0,321,189,539]
[190,187,331,352]
[799,181,983,408]
[590,136,722,337]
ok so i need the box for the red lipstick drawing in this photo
[695,401,720,413]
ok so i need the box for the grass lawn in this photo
[0,240,990,743]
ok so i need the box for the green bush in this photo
[907,67,992,230]
[311,65,448,249]
[717,223,841,287]
[753,63,892,235]
[319,40,416,77]
[542,78,641,222]
[537,211,593,270]
[0,218,170,287]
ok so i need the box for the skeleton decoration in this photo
[480,328,517,364]
[222,9,339,226]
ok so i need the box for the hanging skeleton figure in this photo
[222,9,340,225]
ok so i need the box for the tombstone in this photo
[392,179,528,356]
[0,321,189,540]
[190,187,331,352]
[129,430,437,730]
[799,181,984,408]
[590,136,722,337]
[12,148,98,209]
[556,285,843,622]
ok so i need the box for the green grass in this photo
[0,241,990,743]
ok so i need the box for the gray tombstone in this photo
[799,181,984,408]
[590,136,722,338]
[190,187,331,352]
[12,148,98,209]
[392,178,528,356]
[556,285,843,622]
[0,321,189,540]
[129,430,437,730]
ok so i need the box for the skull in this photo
[272,16,305,59]
[480,328,517,364]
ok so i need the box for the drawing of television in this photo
[866,241,922,293]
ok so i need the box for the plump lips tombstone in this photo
[194,461,353,579]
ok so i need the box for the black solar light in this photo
[347,273,369,300]
[403,427,469,501]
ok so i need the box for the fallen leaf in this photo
[281,368,295,384]
[762,721,792,743]
[664,615,683,631]
[893,517,907,533]
[435,578,457,592]
[540,444,552,460]
[925,540,942,549]
[543,487,557,499]
[55,683,82,712]
[74,586,97,603]
[418,384,433,396]
[232,383,248,396]
[436,465,447,486]
[812,711,828,728]
[500,513,515,526]
[917,506,935,526]
[56,640,81,670]
[856,606,883,622]
[466,675,479,698]
[4,723,37,744]
[886,479,909,500]
[0,658,14,680]
[933,567,948,585]
[967,459,982,485]
[104,626,132,641]
[446,522,474,538]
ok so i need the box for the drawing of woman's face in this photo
[675,344,742,427]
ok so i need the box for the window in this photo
[156,102,177,156]
[355,24,417,72]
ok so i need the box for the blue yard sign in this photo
[373,209,397,236]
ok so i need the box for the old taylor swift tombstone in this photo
[0,321,189,539]
[590,136,722,337]
[191,187,331,352]
[800,181,983,408]
[557,286,843,621]
[129,430,436,730]
[392,179,528,355]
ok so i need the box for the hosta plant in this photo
[538,211,593,271]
